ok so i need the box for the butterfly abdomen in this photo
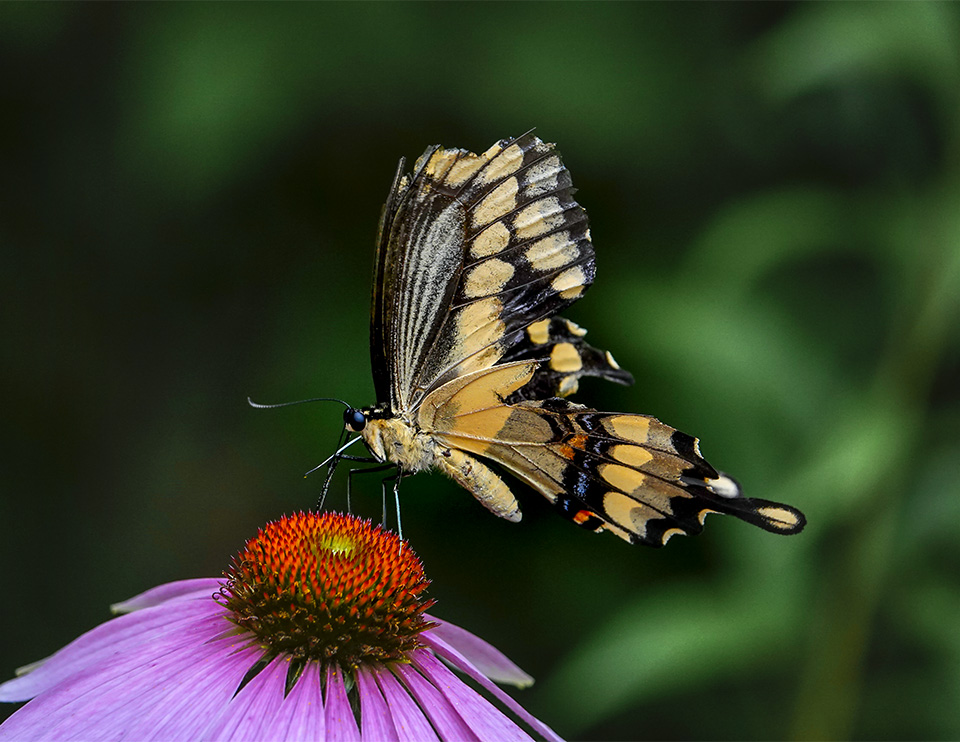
[434,448,521,522]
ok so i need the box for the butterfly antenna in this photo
[248,396,350,410]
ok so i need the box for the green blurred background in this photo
[2,3,958,739]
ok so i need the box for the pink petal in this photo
[392,661,479,741]
[274,662,326,742]
[419,641,563,742]
[0,600,226,701]
[111,578,223,613]
[423,615,533,688]
[411,651,534,742]
[203,654,289,741]
[325,665,361,742]
[120,641,262,740]
[373,666,439,742]
[356,666,397,741]
[0,620,258,740]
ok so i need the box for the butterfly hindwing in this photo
[427,391,805,546]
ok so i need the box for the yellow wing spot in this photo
[449,297,506,375]
[661,527,687,545]
[757,506,802,530]
[514,197,565,240]
[479,143,524,185]
[604,350,621,369]
[525,232,579,272]
[472,177,519,229]
[445,153,487,188]
[602,491,650,537]
[600,463,646,494]
[463,259,515,299]
[526,318,551,345]
[424,150,459,180]
[697,508,719,525]
[558,375,579,396]
[604,415,651,443]
[523,155,561,197]
[551,265,587,299]
[610,444,654,468]
[470,221,511,258]
[563,319,587,337]
[481,141,503,161]
[550,342,583,373]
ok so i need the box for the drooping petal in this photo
[423,615,533,688]
[411,650,536,742]
[325,665,361,742]
[373,665,439,742]
[274,662,326,742]
[111,578,223,613]
[392,659,479,741]
[356,666,397,742]
[419,645,564,742]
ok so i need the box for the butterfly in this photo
[339,132,805,547]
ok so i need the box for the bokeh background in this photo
[2,3,959,740]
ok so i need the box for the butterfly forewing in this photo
[371,133,596,413]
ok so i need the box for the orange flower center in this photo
[221,512,434,671]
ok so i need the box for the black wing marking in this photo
[503,316,634,401]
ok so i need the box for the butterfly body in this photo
[345,133,806,547]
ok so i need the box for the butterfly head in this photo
[343,405,392,433]
[343,407,367,433]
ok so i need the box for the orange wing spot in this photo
[557,433,589,460]
[572,510,594,526]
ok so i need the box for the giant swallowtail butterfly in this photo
[338,133,805,547]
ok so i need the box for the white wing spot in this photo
[707,475,741,499]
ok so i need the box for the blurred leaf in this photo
[542,556,805,734]
[751,3,960,111]
[681,187,866,292]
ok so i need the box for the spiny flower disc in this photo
[220,512,434,670]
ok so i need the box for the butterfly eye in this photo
[343,408,367,432]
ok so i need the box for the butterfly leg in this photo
[317,453,385,511]
[434,447,521,522]
[366,469,405,545]
[343,462,394,514]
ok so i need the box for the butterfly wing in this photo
[423,381,805,546]
[370,133,596,413]
[504,316,634,400]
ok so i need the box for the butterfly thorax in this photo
[361,413,437,473]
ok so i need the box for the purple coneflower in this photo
[0,512,559,741]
